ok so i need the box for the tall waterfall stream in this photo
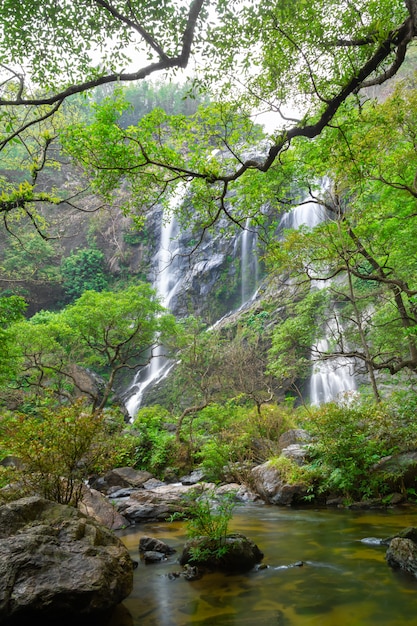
[125,190,356,416]
[280,195,356,404]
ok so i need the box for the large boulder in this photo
[0,496,133,625]
[179,533,264,572]
[386,537,417,576]
[251,461,308,505]
[385,527,417,577]
[78,485,129,530]
[90,467,154,494]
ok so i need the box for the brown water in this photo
[111,503,417,626]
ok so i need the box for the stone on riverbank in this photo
[251,460,308,505]
[0,496,133,625]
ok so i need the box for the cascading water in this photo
[279,196,327,231]
[124,186,185,418]
[210,220,260,331]
[241,217,259,305]
[280,192,356,405]
[309,319,357,405]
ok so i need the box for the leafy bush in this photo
[268,455,310,484]
[300,399,416,501]
[130,405,177,476]
[182,402,296,482]
[190,403,253,481]
[0,400,133,505]
[171,488,237,562]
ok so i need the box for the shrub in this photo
[268,455,310,484]
[171,488,237,562]
[129,405,177,476]
[0,400,131,505]
[301,400,402,500]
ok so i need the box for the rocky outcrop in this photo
[179,533,264,572]
[113,482,259,523]
[78,485,128,531]
[0,496,133,625]
[90,467,154,493]
[278,428,311,450]
[86,467,259,524]
[251,461,308,505]
[112,483,211,523]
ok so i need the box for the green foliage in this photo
[0,294,26,384]
[188,402,295,482]
[0,231,61,282]
[0,401,130,505]
[0,1,199,91]
[171,488,237,562]
[169,317,227,411]
[267,289,328,386]
[7,284,178,412]
[182,402,249,479]
[61,247,109,303]
[113,80,209,127]
[267,81,417,384]
[268,455,312,486]
[129,405,177,476]
[184,490,236,540]
[301,398,417,501]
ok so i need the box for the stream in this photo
[110,503,417,626]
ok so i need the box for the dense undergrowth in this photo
[2,390,417,507]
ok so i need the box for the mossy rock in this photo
[179,532,264,572]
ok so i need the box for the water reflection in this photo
[112,504,417,626]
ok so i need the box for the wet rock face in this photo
[139,536,177,556]
[0,496,133,625]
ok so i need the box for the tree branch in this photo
[0,0,206,107]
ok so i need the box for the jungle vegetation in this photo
[1,1,417,505]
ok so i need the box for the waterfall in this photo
[241,218,259,305]
[279,196,327,231]
[124,185,186,418]
[281,191,356,405]
[309,321,357,406]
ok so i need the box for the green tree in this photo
[0,295,26,385]
[168,317,226,443]
[10,284,178,411]
[267,288,328,396]
[265,79,417,395]
[0,1,415,233]
[61,247,109,302]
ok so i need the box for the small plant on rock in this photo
[171,488,237,562]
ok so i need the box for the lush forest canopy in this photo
[0,0,416,229]
[1,1,417,504]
